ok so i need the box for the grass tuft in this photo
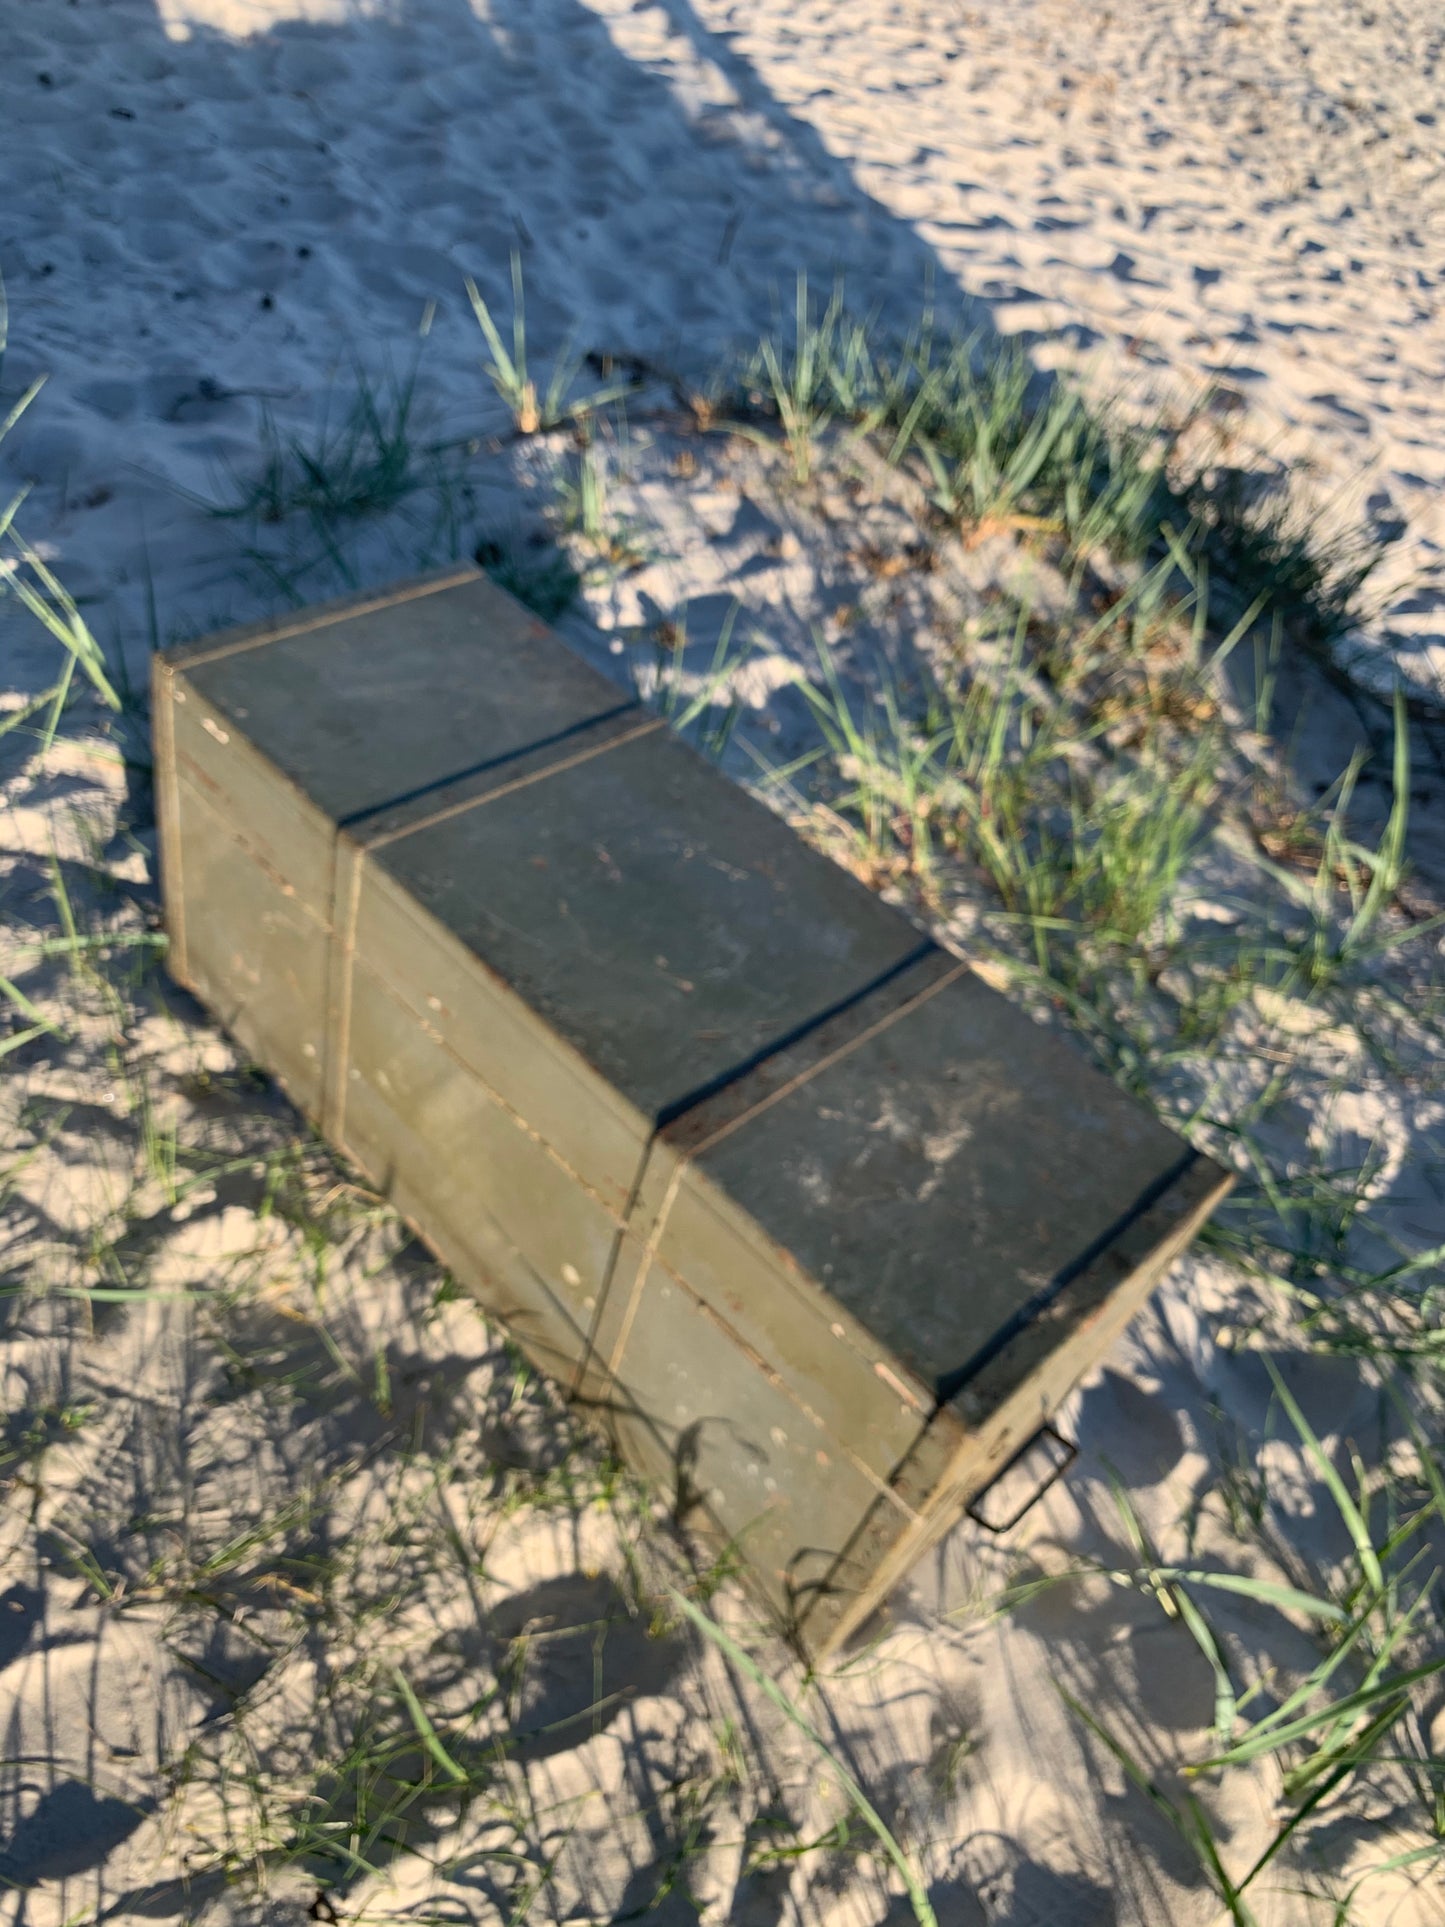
[473,533,579,622]
[211,367,423,527]
[466,251,629,436]
[1,370,122,746]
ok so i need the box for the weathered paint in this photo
[155,567,1234,1656]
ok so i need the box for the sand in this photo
[3,2,1445,1923]
[2,0,1444,702]
[1,0,970,694]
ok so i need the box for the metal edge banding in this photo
[651,937,941,1131]
[636,1163,938,1432]
[161,566,482,674]
[631,947,963,1430]
[151,655,188,986]
[336,700,644,832]
[804,1155,1236,1658]
[601,1157,691,1383]
[683,958,970,1160]
[360,714,665,851]
[578,1261,926,1632]
[568,1134,661,1402]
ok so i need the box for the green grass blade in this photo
[1172,1583,1238,1745]
[1142,1570,1348,1625]
[1342,688,1409,953]
[1059,1689,1258,1926]
[390,1664,469,1784]
[5,530,121,711]
[667,1588,938,1927]
[0,972,65,1043]
[1265,1358,1383,1594]
[1211,1588,1386,1756]
[1194,1654,1445,1770]
[0,1024,52,1060]
[0,374,46,447]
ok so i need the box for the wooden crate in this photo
[154,567,1233,1655]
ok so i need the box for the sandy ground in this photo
[1,0,1443,700]
[3,3,1445,1924]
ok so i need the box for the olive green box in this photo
[154,567,1232,1655]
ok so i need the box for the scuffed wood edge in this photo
[150,652,188,988]
[805,1155,1235,1659]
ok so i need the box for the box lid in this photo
[172,571,638,828]
[673,961,1214,1400]
[371,724,931,1128]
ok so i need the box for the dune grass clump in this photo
[740,276,1381,660]
[1,367,121,753]
[1044,1400,1445,1927]
[726,283,1427,1053]
[211,367,425,528]
[742,276,1171,560]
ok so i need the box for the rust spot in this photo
[874,1359,925,1410]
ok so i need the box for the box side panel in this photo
[338,959,621,1381]
[167,772,332,1119]
[398,1187,591,1389]
[640,1168,933,1479]
[804,1154,1234,1657]
[352,861,647,1217]
[594,1239,909,1627]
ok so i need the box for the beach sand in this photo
[2,0,1443,702]
[3,3,1445,1923]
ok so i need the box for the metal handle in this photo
[965,1422,1078,1535]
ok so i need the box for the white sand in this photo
[2,0,1444,698]
[4,3,1445,1924]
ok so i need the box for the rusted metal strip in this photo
[168,566,481,672]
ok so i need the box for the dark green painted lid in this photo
[172,568,1212,1398]
[179,573,636,827]
[687,962,1201,1397]
[372,726,930,1127]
